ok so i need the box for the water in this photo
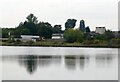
[0,46,118,80]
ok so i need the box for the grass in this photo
[0,39,120,48]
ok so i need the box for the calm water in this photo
[0,46,118,80]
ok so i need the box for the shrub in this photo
[63,29,84,43]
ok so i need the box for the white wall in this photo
[95,27,106,34]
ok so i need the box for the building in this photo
[95,27,106,34]
[21,35,40,42]
[52,33,63,40]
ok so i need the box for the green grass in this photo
[0,39,120,48]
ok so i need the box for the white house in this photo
[21,35,40,42]
[52,33,63,40]
[95,27,106,34]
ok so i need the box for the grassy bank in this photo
[1,40,120,48]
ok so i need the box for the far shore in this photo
[1,39,119,48]
[1,44,119,48]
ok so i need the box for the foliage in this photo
[2,14,54,39]
[85,26,90,32]
[65,19,77,30]
[2,28,9,38]
[94,30,115,41]
[23,21,37,35]
[1,13,119,48]
[37,22,52,39]
[26,13,38,24]
[103,30,115,40]
[84,33,92,40]
[94,34,104,40]
[79,20,86,32]
[52,25,62,33]
[20,28,31,35]
[63,29,84,43]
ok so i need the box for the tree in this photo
[13,28,21,38]
[26,13,38,24]
[85,26,90,33]
[52,25,62,33]
[2,28,9,38]
[79,20,86,32]
[16,14,38,35]
[103,30,115,40]
[23,21,37,35]
[37,22,53,39]
[63,29,84,43]
[21,28,31,35]
[94,34,104,40]
[65,19,77,30]
[2,28,16,38]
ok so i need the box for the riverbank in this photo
[1,40,119,48]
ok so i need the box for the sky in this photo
[0,0,119,31]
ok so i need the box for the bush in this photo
[63,29,84,43]
[14,39,21,44]
[26,40,34,45]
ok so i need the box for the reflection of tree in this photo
[65,56,76,70]
[79,55,89,70]
[64,55,89,70]
[19,55,38,74]
[24,58,37,74]
[39,59,52,67]
[19,55,61,74]
[95,54,113,67]
[79,59,85,69]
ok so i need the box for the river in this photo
[0,46,118,80]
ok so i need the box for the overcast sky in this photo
[0,0,119,31]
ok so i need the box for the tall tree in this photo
[26,13,38,24]
[37,22,53,39]
[17,14,38,35]
[79,20,86,32]
[65,19,77,30]
[85,26,90,33]
[23,21,37,35]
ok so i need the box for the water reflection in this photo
[65,56,76,70]
[19,55,61,74]
[2,54,115,74]
[95,54,113,67]
[19,55,38,74]
[65,55,89,70]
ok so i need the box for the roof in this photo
[96,27,105,28]
[21,35,39,38]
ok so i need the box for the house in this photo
[21,35,40,42]
[52,33,63,40]
[95,27,106,34]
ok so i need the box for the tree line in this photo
[1,14,63,39]
[1,13,118,44]
[1,14,91,38]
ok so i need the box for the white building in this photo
[95,27,106,34]
[52,33,63,40]
[21,35,40,42]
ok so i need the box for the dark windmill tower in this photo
[79,20,86,32]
